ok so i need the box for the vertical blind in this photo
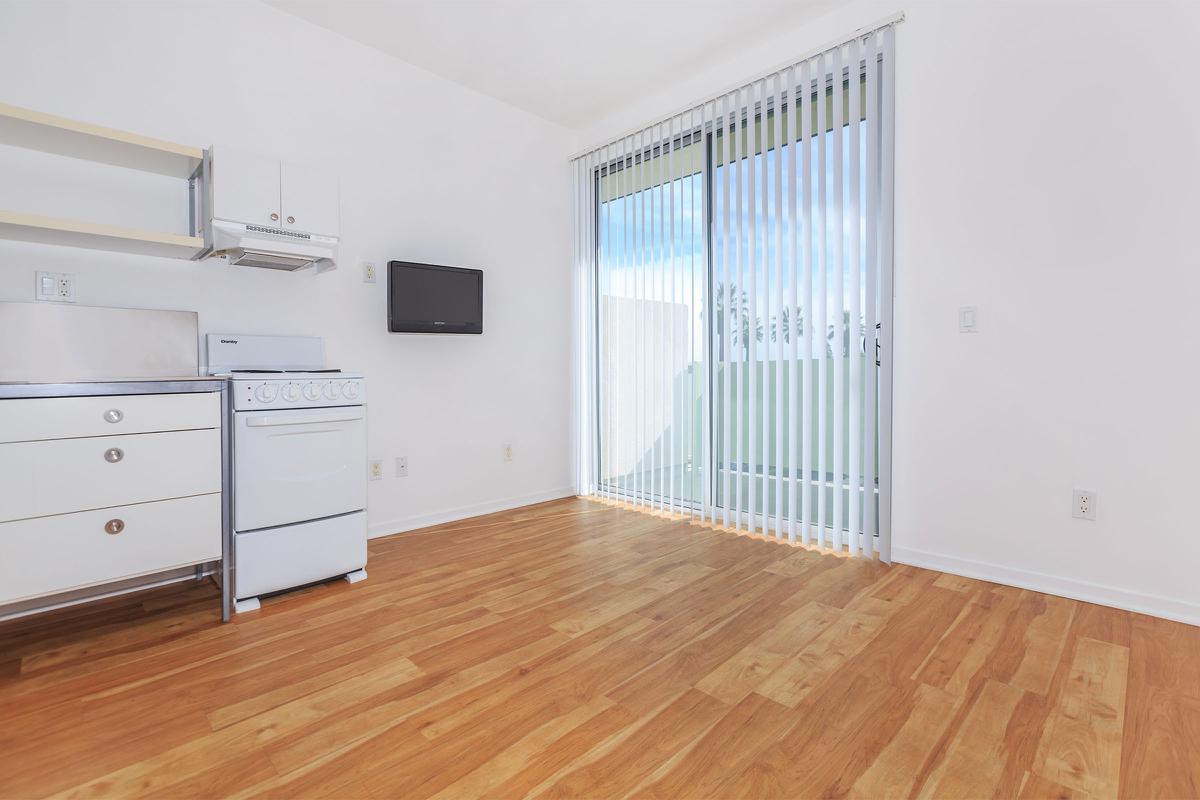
[572,22,896,558]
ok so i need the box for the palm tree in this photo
[768,305,805,345]
[713,283,761,358]
[715,283,867,360]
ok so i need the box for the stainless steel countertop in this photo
[0,377,227,399]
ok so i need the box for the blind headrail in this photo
[569,10,904,162]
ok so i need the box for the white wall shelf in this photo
[0,211,204,259]
[0,102,203,179]
[0,102,206,259]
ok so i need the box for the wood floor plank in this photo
[848,683,958,799]
[754,603,889,708]
[532,688,728,800]
[1034,636,1129,797]
[1119,686,1200,799]
[1010,593,1076,695]
[0,497,1193,800]
[1019,772,1090,800]
[694,601,841,704]
[918,679,1028,799]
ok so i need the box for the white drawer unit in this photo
[0,428,220,523]
[0,392,220,444]
[0,494,221,606]
[0,383,229,620]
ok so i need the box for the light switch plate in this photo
[36,271,76,303]
[958,305,978,333]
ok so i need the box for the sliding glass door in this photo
[710,94,879,541]
[575,26,894,557]
[595,125,706,509]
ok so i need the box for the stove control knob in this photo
[343,382,360,400]
[255,383,279,403]
[302,382,322,401]
[281,382,301,403]
[323,382,340,400]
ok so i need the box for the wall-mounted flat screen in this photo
[387,261,483,334]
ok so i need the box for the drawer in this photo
[235,511,366,600]
[0,493,221,606]
[0,429,221,523]
[0,392,220,444]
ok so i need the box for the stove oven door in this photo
[233,406,366,532]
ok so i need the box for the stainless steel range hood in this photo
[203,220,337,273]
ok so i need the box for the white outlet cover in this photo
[1072,489,1096,521]
[395,456,408,477]
[36,271,76,303]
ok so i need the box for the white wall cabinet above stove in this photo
[201,146,340,271]
[280,159,340,239]
[210,146,340,238]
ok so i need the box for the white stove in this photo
[206,335,368,612]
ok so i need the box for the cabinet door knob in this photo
[286,216,295,224]
[270,212,279,221]
[104,447,124,463]
[105,519,125,535]
[104,408,124,423]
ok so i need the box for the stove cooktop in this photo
[230,369,342,374]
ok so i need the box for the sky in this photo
[598,125,874,361]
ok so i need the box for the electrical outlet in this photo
[503,444,513,462]
[1072,489,1096,521]
[36,271,76,303]
[369,459,383,481]
[396,456,408,477]
[363,262,377,284]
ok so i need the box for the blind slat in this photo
[863,32,879,558]
[878,25,895,563]
[701,101,714,523]
[773,72,785,539]
[721,93,734,529]
[848,37,863,556]
[657,122,667,515]
[734,87,745,532]
[787,64,799,545]
[815,52,829,550]
[667,116,677,517]
[832,43,845,554]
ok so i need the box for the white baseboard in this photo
[368,486,577,540]
[893,546,1200,627]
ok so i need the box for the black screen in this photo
[387,261,483,334]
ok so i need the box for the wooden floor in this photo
[1,498,1198,800]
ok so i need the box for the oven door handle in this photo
[244,410,364,427]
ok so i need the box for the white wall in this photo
[0,0,577,537]
[582,0,1200,624]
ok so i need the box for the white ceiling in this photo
[265,0,842,130]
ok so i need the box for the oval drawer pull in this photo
[104,447,125,463]
[104,409,124,423]
[105,519,125,535]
